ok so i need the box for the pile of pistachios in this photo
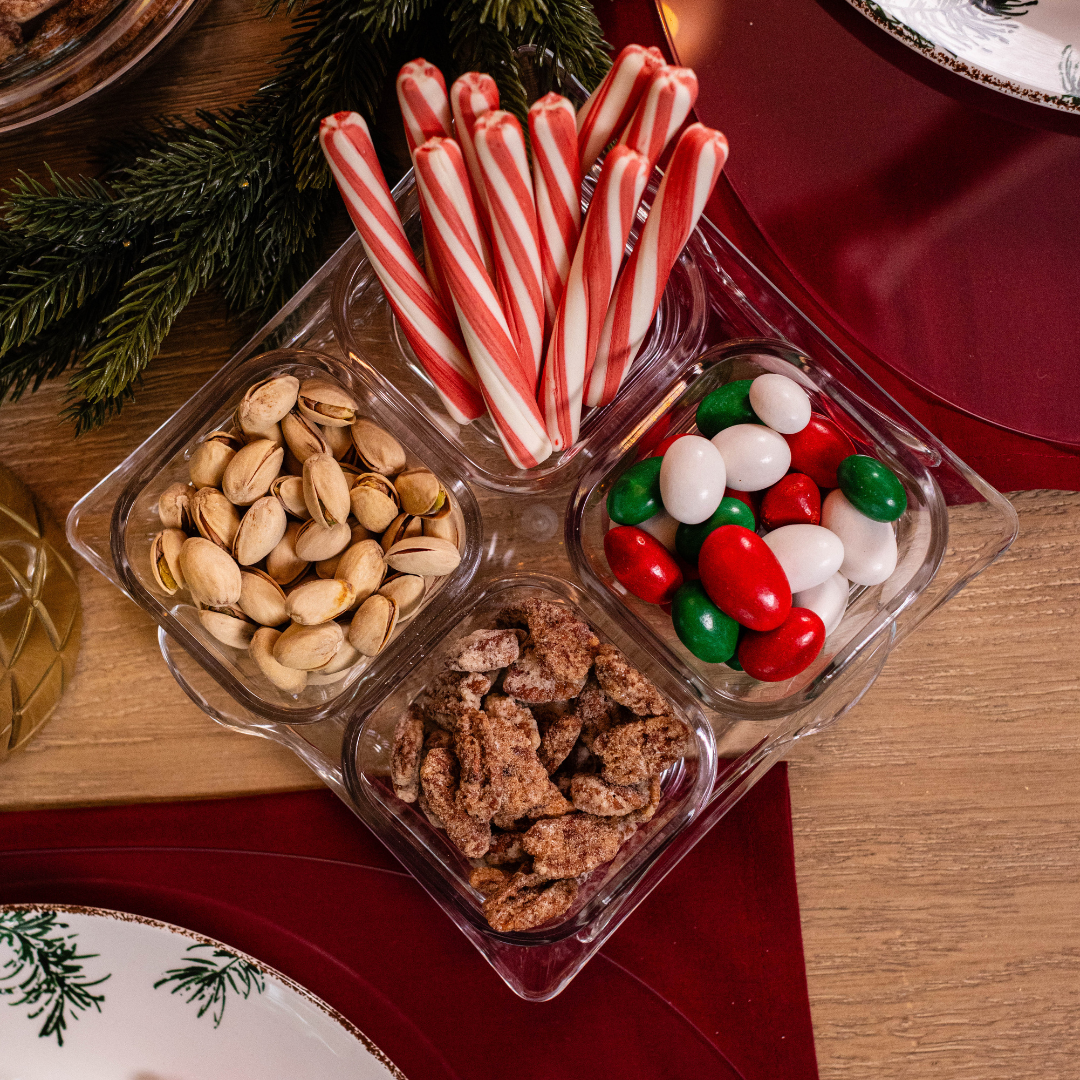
[149,369,463,696]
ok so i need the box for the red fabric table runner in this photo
[0,763,817,1079]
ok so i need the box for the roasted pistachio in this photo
[307,636,362,684]
[238,569,288,626]
[189,431,241,489]
[250,627,308,694]
[316,554,342,579]
[191,488,241,550]
[240,419,285,448]
[233,495,287,566]
[378,573,426,621]
[302,453,351,528]
[348,593,399,656]
[334,539,386,605]
[273,620,344,670]
[237,374,299,434]
[297,378,359,428]
[350,473,400,533]
[422,504,458,545]
[395,468,446,517]
[158,482,195,531]
[321,422,353,460]
[294,519,352,563]
[380,513,422,552]
[270,475,310,520]
[281,408,330,464]
[384,536,461,577]
[351,418,406,475]
[285,578,357,625]
[179,537,242,607]
[199,607,258,649]
[266,520,310,587]
[222,439,284,506]
[150,529,187,594]
[350,522,374,545]
[283,447,306,477]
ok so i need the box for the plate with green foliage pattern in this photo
[0,904,406,1079]
[845,0,1080,111]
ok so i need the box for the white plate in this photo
[0,904,405,1080]
[845,0,1080,112]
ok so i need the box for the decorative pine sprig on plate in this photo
[0,908,110,1047]
[0,0,609,433]
[153,943,265,1028]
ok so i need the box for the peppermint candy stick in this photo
[576,44,664,176]
[538,145,650,451]
[474,110,545,391]
[619,65,699,171]
[414,137,552,469]
[449,72,499,279]
[396,58,455,313]
[586,124,729,408]
[528,93,582,333]
[319,112,485,425]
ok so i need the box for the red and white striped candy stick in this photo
[396,59,455,312]
[319,112,486,425]
[413,136,552,469]
[449,72,499,278]
[576,44,664,176]
[528,93,582,334]
[538,144,650,451]
[473,109,545,392]
[586,124,729,408]
[618,65,699,171]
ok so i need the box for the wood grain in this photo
[0,3,1077,1077]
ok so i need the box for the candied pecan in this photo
[416,789,444,830]
[574,676,621,751]
[525,783,573,819]
[522,600,599,686]
[502,651,581,703]
[482,871,579,932]
[426,670,492,730]
[390,704,425,803]
[622,775,662,825]
[420,748,490,858]
[484,694,562,820]
[522,814,624,879]
[537,708,584,773]
[593,714,691,785]
[449,628,525,672]
[0,14,20,60]
[484,830,527,865]
[570,773,650,816]
[454,708,502,821]
[424,728,452,751]
[470,865,512,898]
[593,643,671,716]
[485,693,540,750]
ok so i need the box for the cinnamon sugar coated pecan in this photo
[571,773,650,816]
[523,814,624,879]
[390,704,425,802]
[594,643,671,716]
[482,872,579,933]
[449,628,525,671]
[594,714,692,786]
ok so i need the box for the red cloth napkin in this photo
[0,763,817,1080]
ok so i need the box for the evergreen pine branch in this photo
[154,944,265,1028]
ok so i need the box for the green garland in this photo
[0,0,609,432]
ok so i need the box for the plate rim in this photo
[843,0,1080,113]
[0,901,407,1080]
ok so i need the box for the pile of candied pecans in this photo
[390,598,693,932]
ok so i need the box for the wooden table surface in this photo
[1,5,1077,1077]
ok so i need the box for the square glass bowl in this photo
[341,573,717,1000]
[68,347,482,725]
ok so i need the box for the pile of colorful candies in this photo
[603,371,908,681]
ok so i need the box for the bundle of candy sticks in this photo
[319,46,729,470]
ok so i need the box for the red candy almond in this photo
[738,607,826,681]
[783,415,856,489]
[604,525,684,604]
[698,524,791,631]
[760,472,821,530]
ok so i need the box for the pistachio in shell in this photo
[350,521,374,545]
[199,607,258,649]
[150,529,187,594]
[378,573,426,621]
[273,620,344,671]
[233,495,288,566]
[321,422,353,460]
[189,431,241,489]
[266,520,310,587]
[281,408,330,464]
[250,626,308,694]
[222,439,284,506]
[334,539,386,605]
[380,512,422,553]
[302,453,351,528]
[240,420,285,448]
[395,468,446,517]
[294,519,352,563]
[158,482,195,531]
[270,475,310,520]
[351,418,406,475]
[297,378,359,428]
[282,447,306,477]
[238,569,288,626]
[422,505,458,546]
[307,636,363,684]
[316,555,342,579]
[384,536,461,577]
[347,593,399,657]
[350,473,400,533]
[237,374,299,434]
[285,578,357,626]
[191,487,241,551]
[179,536,242,608]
